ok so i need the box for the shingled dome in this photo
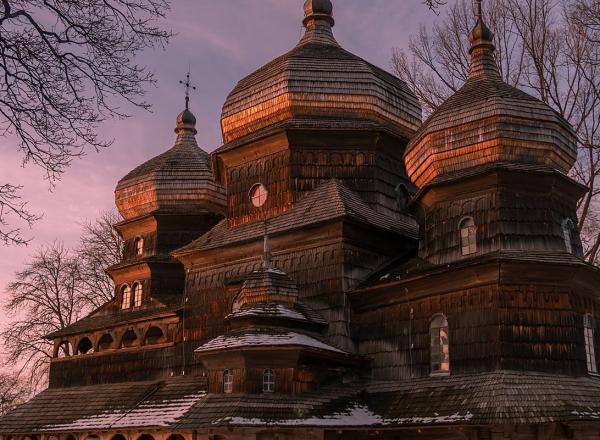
[220,0,422,144]
[404,10,577,189]
[115,107,226,220]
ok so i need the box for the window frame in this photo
[134,236,144,257]
[132,282,143,308]
[120,284,131,310]
[459,217,477,256]
[430,314,450,375]
[262,368,275,393]
[223,369,233,394]
[584,313,598,374]
[563,218,574,254]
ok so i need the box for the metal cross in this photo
[179,71,196,109]
[475,0,482,20]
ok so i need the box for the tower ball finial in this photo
[469,0,494,51]
[303,0,334,27]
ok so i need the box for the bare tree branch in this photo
[0,0,171,246]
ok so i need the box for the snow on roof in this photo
[42,392,206,431]
[226,304,306,321]
[195,331,346,354]
[214,404,473,427]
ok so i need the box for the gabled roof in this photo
[174,179,418,255]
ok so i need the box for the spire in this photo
[299,0,339,46]
[467,0,499,80]
[175,71,198,136]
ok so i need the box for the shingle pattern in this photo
[219,11,421,143]
[47,303,181,339]
[175,180,418,255]
[226,302,327,325]
[6,371,600,432]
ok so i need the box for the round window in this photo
[249,183,268,208]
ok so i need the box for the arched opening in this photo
[144,326,165,345]
[132,282,143,308]
[459,217,477,256]
[134,236,144,257]
[97,334,115,351]
[137,435,155,440]
[110,435,127,440]
[563,218,575,253]
[262,368,275,393]
[55,340,73,358]
[121,284,131,310]
[22,436,38,440]
[166,435,185,440]
[66,435,77,440]
[223,369,233,394]
[120,329,139,348]
[584,314,597,374]
[76,337,94,355]
[430,314,450,374]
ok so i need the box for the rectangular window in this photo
[585,314,597,374]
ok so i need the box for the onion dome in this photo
[404,2,577,189]
[115,107,226,220]
[220,0,421,144]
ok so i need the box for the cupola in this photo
[404,1,577,189]
[219,0,421,144]
[115,105,226,220]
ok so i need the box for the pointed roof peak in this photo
[299,0,338,46]
[467,0,499,80]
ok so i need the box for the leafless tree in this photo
[571,0,600,44]
[393,0,600,265]
[0,372,31,415]
[76,210,124,309]
[0,0,171,246]
[2,242,87,387]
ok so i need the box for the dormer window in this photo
[120,285,131,310]
[430,314,450,374]
[459,217,477,256]
[563,219,575,254]
[262,368,275,393]
[132,282,142,308]
[223,369,233,394]
[584,314,597,374]
[135,236,144,257]
[249,183,268,208]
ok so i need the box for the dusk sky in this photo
[0,0,439,302]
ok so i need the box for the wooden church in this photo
[3,1,600,440]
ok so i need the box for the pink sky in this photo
[0,0,435,308]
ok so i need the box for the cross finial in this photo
[476,0,482,20]
[179,71,196,110]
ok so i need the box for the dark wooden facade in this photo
[3,2,600,440]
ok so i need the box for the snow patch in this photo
[196,331,346,354]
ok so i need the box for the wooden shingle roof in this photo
[219,1,421,144]
[174,179,418,256]
[5,371,600,432]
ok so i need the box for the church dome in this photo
[115,107,226,220]
[220,0,422,144]
[404,9,577,189]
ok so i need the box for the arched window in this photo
[262,368,275,393]
[563,219,575,253]
[144,326,165,345]
[121,284,131,310]
[55,340,73,358]
[459,217,477,256]
[132,282,143,308]
[120,329,139,348]
[223,369,233,394]
[135,236,144,257]
[97,334,114,351]
[584,314,597,374]
[76,337,94,355]
[430,314,450,374]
